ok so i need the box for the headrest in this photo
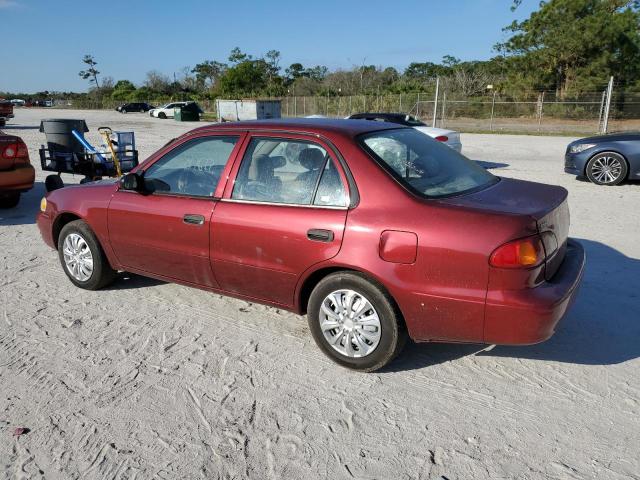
[255,154,286,172]
[298,148,325,171]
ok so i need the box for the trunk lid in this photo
[441,177,570,280]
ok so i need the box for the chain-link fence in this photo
[280,90,640,135]
[53,85,640,135]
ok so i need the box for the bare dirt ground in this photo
[1,108,639,479]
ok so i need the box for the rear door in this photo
[108,133,244,287]
[211,134,351,306]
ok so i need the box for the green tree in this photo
[111,80,136,100]
[497,0,640,96]
[191,60,227,89]
[79,54,101,88]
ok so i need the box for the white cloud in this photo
[0,0,19,8]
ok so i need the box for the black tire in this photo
[0,192,20,208]
[585,152,628,186]
[0,119,5,128]
[45,174,64,192]
[307,272,407,372]
[57,220,117,290]
[158,112,167,119]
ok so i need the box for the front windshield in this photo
[360,128,497,198]
[403,115,426,126]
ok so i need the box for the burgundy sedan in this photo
[37,119,585,371]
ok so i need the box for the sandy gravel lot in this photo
[1,108,639,479]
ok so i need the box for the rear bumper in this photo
[483,239,586,344]
[0,165,35,192]
[447,141,462,153]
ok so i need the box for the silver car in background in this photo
[347,113,462,152]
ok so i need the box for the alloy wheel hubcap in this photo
[63,233,93,282]
[319,289,381,358]
[592,156,622,183]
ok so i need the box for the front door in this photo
[211,134,350,306]
[108,134,242,287]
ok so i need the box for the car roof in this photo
[188,117,404,138]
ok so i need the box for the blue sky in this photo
[0,0,538,93]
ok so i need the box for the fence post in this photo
[537,91,545,132]
[597,90,606,132]
[303,96,306,116]
[399,94,402,112]
[417,92,420,118]
[489,90,497,131]
[602,76,614,134]
[432,77,440,127]
[294,96,297,117]
[349,96,352,116]
[441,91,446,128]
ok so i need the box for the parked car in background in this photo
[37,119,585,371]
[116,102,155,113]
[0,133,35,207]
[149,102,189,119]
[565,131,640,185]
[0,100,14,127]
[347,113,462,152]
[10,99,26,106]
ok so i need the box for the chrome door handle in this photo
[183,214,205,225]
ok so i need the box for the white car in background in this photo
[149,102,188,119]
[347,113,462,152]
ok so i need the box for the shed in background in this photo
[216,99,282,122]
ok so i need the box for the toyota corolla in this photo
[37,119,585,371]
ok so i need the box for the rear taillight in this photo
[435,135,449,142]
[490,235,545,268]
[2,144,16,158]
[2,141,29,164]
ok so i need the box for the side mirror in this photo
[121,172,143,192]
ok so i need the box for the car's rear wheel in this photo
[158,112,167,119]
[0,192,20,208]
[307,272,406,372]
[586,152,628,186]
[58,220,117,290]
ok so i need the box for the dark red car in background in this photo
[0,132,35,208]
[36,119,585,371]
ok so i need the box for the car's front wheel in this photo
[158,112,167,119]
[586,152,628,186]
[307,272,406,372]
[58,220,117,290]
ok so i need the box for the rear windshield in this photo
[359,128,497,198]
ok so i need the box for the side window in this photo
[232,138,347,206]
[314,159,348,207]
[143,136,238,196]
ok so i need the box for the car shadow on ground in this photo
[0,181,45,226]
[1,125,40,130]
[385,238,640,372]
[473,160,510,170]
[105,273,166,290]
